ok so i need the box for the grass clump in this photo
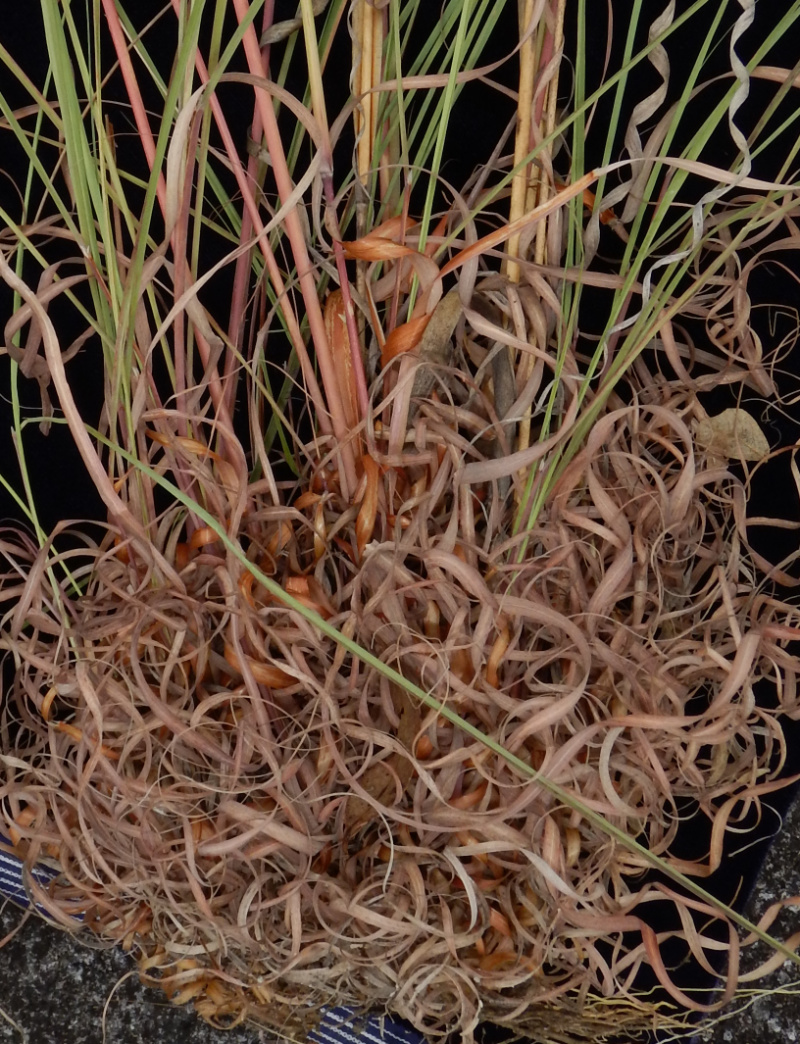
[1,1,800,1040]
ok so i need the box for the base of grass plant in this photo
[2,327,798,1042]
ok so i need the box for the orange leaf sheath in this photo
[325,291,363,459]
[355,454,380,558]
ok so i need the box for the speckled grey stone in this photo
[697,786,800,1044]
[0,901,274,1044]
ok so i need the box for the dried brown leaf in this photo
[695,408,769,462]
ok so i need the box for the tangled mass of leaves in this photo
[2,2,800,1042]
[2,271,800,1040]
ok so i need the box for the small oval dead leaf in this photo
[695,408,769,462]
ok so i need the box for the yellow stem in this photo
[506,0,537,286]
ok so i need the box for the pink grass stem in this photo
[100,0,166,215]
[232,0,357,496]
[101,1,236,461]
[164,2,338,466]
[223,7,276,417]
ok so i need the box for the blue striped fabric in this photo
[0,835,61,910]
[310,1007,424,1044]
[0,835,426,1044]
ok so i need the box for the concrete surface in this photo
[0,900,270,1044]
[697,785,800,1044]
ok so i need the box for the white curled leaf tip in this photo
[612,0,757,340]
[586,2,675,262]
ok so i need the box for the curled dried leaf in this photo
[381,312,431,367]
[223,644,295,688]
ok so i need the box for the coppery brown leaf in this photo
[344,763,395,834]
[394,684,421,756]
[408,290,463,419]
[345,685,420,834]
